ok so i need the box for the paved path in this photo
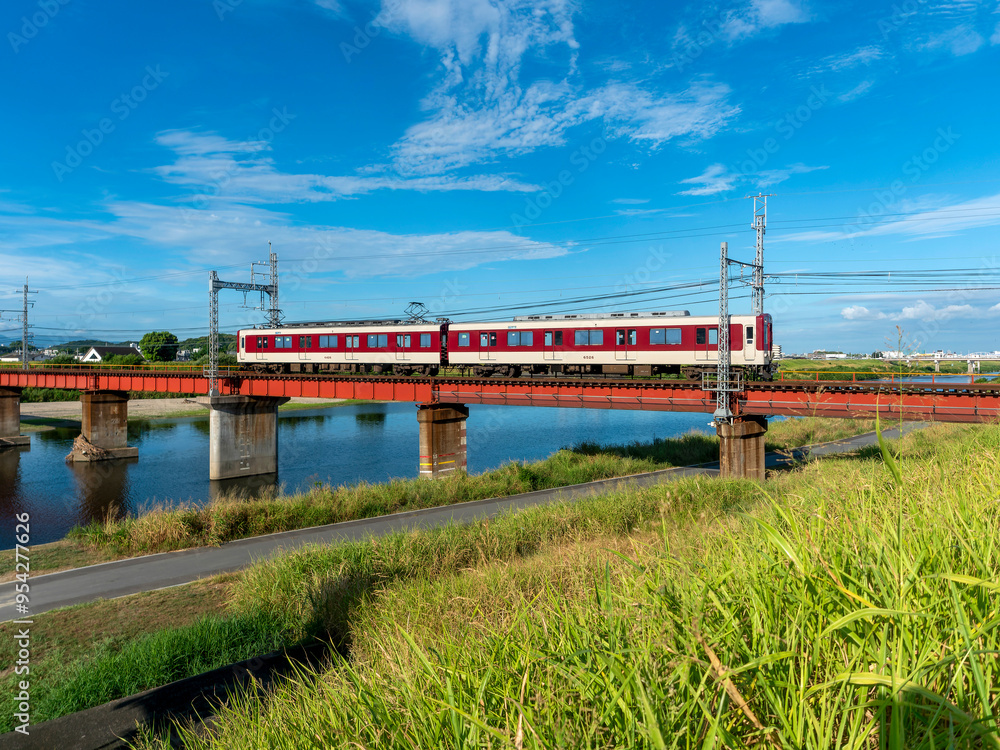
[0,423,922,623]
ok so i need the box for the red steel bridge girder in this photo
[1,369,999,424]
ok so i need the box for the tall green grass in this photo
[136,423,1000,749]
[0,612,287,733]
[68,418,871,557]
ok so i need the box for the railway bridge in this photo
[1,366,998,482]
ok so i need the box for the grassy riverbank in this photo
[62,417,873,560]
[4,421,997,745]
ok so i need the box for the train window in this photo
[522,331,533,346]
[508,331,533,346]
[617,330,625,346]
[285,336,292,348]
[665,328,681,345]
[628,329,637,346]
[420,333,432,348]
[319,335,337,348]
[554,331,563,346]
[397,335,406,347]
[696,328,706,345]
[746,326,754,345]
[574,330,603,346]
[507,331,518,346]
[490,332,496,346]
[650,329,665,345]
[481,333,489,347]
[708,328,718,345]
[458,332,470,347]
[544,331,552,346]
[366,334,388,348]
[241,337,245,350]
[256,336,262,348]
[404,334,411,347]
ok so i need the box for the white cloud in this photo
[382,0,739,175]
[841,305,887,321]
[920,23,985,56]
[722,0,810,40]
[778,191,1000,244]
[991,21,1000,45]
[823,45,884,72]
[151,130,539,202]
[841,301,980,323]
[96,200,567,279]
[838,80,875,102]
[611,198,650,205]
[677,163,739,196]
[677,162,826,195]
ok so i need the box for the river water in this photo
[1,404,715,547]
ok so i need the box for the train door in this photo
[695,326,718,361]
[255,336,265,361]
[743,323,755,362]
[615,328,637,361]
[298,335,310,361]
[478,331,496,361]
[543,330,564,361]
[346,335,359,360]
[395,334,412,362]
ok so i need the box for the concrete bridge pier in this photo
[197,395,290,480]
[968,359,980,374]
[934,359,940,373]
[68,390,138,461]
[418,403,468,479]
[0,387,29,448]
[716,415,767,481]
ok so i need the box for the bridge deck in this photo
[2,368,999,423]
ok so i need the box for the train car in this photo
[446,311,773,379]
[237,322,443,375]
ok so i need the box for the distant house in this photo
[81,344,145,363]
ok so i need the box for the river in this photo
[1,403,715,546]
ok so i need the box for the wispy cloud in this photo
[838,80,875,102]
[382,0,740,175]
[842,300,978,323]
[779,191,1000,243]
[152,130,539,202]
[721,0,811,41]
[677,162,826,195]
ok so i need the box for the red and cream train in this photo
[237,311,775,380]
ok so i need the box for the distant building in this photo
[771,344,782,358]
[81,343,144,363]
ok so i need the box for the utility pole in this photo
[714,242,732,422]
[750,193,772,316]
[207,249,280,396]
[1,280,37,370]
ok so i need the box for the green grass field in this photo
[119,420,999,749]
[63,417,874,559]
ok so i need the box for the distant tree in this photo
[871,350,883,359]
[102,354,145,367]
[139,331,179,362]
[46,354,77,365]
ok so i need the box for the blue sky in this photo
[2,0,999,354]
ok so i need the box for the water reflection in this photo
[4,403,715,547]
[0,446,28,538]
[67,456,138,527]
[209,472,279,501]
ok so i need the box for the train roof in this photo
[512,311,690,321]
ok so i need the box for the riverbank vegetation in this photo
[4,421,997,746]
[63,417,873,559]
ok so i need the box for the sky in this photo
[2,0,1000,355]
